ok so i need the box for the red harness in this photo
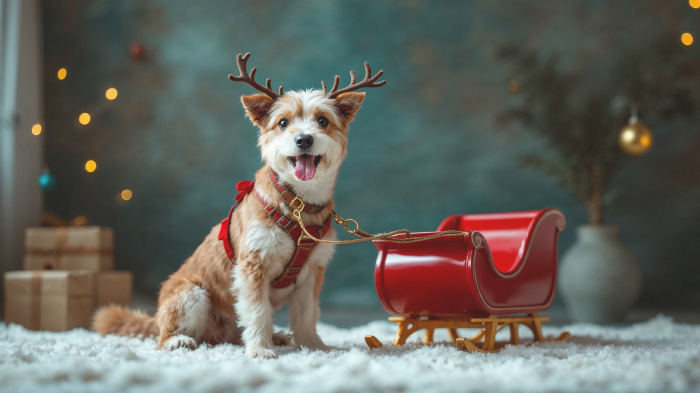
[218,171,331,289]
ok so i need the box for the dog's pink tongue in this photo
[294,155,316,181]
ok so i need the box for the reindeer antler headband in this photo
[228,53,386,99]
[228,53,283,99]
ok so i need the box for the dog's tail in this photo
[93,305,159,338]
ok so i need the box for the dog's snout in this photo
[295,134,314,150]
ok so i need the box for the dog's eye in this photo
[278,118,289,130]
[317,116,329,128]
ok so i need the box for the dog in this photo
[93,53,385,358]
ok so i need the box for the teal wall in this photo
[42,0,700,309]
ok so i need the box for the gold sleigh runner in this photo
[365,314,570,353]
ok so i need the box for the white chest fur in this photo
[245,219,296,267]
[240,219,336,306]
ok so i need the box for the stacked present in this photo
[3,226,132,331]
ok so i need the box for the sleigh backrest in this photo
[437,209,560,275]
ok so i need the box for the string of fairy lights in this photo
[34,63,134,225]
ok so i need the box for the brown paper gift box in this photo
[24,226,114,271]
[3,270,94,331]
[95,271,133,308]
[3,271,132,331]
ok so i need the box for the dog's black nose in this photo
[295,134,314,150]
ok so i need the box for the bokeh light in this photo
[105,87,118,100]
[508,80,520,93]
[681,33,694,46]
[57,68,67,80]
[31,124,42,135]
[121,189,133,201]
[690,0,700,9]
[85,160,97,173]
[78,112,91,125]
[72,215,88,226]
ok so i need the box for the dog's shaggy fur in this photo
[94,89,365,358]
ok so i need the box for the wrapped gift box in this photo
[24,226,114,271]
[3,270,132,331]
[3,270,94,331]
[94,271,132,308]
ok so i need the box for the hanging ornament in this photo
[130,42,146,60]
[38,168,56,191]
[618,102,653,156]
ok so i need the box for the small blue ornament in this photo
[38,169,56,191]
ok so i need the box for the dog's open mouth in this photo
[288,155,322,181]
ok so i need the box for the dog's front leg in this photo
[234,261,276,359]
[288,272,327,350]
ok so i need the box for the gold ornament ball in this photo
[619,119,653,156]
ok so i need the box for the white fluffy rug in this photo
[1,315,699,393]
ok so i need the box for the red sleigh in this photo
[365,208,570,352]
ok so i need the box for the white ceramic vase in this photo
[558,225,642,323]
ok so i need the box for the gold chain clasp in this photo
[289,196,306,213]
[333,212,361,234]
[290,197,306,237]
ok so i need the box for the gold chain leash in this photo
[289,197,469,245]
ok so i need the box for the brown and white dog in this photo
[93,54,385,358]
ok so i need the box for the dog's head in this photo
[241,90,363,184]
[230,53,384,191]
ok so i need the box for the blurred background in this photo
[2,0,698,323]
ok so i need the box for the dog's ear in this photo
[334,92,365,124]
[241,94,275,127]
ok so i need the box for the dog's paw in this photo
[246,346,278,359]
[162,335,197,351]
[272,331,292,346]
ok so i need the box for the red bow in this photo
[219,180,254,260]
[235,180,255,203]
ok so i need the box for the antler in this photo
[228,53,283,99]
[323,62,386,99]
